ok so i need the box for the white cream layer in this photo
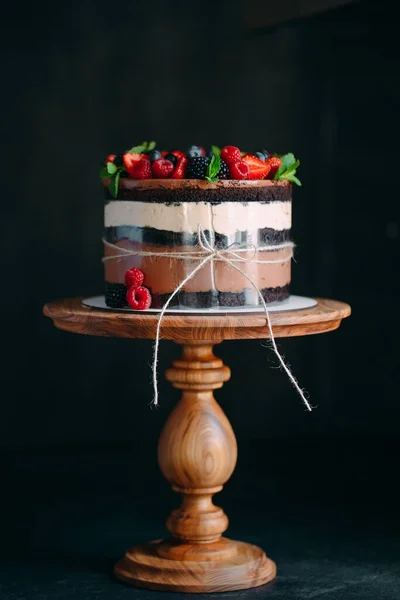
[105,201,292,233]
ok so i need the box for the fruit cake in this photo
[101,143,301,310]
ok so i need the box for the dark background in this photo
[1,1,400,598]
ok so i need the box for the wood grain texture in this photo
[114,342,276,592]
[43,297,351,342]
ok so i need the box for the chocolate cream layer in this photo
[103,179,292,303]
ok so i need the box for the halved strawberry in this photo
[123,152,149,176]
[241,154,272,180]
[265,156,282,178]
[171,156,188,179]
[171,150,186,160]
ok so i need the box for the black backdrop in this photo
[1,2,400,598]
[2,0,399,447]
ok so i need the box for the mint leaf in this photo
[106,161,117,175]
[282,173,302,186]
[206,176,218,183]
[280,153,296,171]
[274,164,285,180]
[207,154,221,180]
[109,170,121,198]
[211,145,221,156]
[128,142,147,153]
[100,166,110,179]
[147,141,156,151]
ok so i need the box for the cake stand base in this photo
[114,538,276,593]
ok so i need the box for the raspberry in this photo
[125,267,144,288]
[126,286,152,310]
[221,146,242,165]
[229,160,249,180]
[151,158,174,179]
[130,158,152,179]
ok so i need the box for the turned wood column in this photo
[157,341,237,551]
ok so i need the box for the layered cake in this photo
[101,143,301,310]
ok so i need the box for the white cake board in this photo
[82,295,317,314]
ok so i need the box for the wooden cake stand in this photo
[43,297,350,593]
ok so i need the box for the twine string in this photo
[102,228,312,411]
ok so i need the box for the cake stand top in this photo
[43,297,351,342]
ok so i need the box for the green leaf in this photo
[274,164,285,180]
[106,161,117,175]
[282,173,302,186]
[100,166,110,179]
[280,152,296,171]
[206,176,218,183]
[207,154,221,180]
[109,171,121,198]
[211,145,221,156]
[147,141,156,151]
[128,142,147,153]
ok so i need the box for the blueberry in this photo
[113,153,125,167]
[254,151,266,161]
[164,153,177,166]
[148,149,162,162]
[187,145,204,158]
[261,149,270,159]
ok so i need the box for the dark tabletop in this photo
[1,437,399,600]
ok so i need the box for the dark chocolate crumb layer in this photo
[105,184,291,204]
[104,282,290,309]
[105,226,291,248]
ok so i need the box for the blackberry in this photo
[164,153,177,166]
[217,159,230,179]
[113,154,125,167]
[105,282,127,308]
[186,156,210,179]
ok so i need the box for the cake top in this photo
[100,142,301,198]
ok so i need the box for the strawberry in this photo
[171,156,188,179]
[126,286,152,310]
[171,150,186,160]
[221,146,242,165]
[265,156,282,178]
[123,152,149,176]
[229,160,249,180]
[241,154,272,180]
[151,158,174,179]
[125,267,144,288]
[130,158,152,179]
[105,154,116,165]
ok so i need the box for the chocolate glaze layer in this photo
[105,225,291,247]
[105,282,290,309]
[103,179,291,204]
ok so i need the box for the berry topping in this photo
[229,160,249,180]
[171,150,186,160]
[105,282,127,308]
[220,145,242,165]
[265,156,282,178]
[261,149,271,159]
[123,152,149,176]
[254,151,266,162]
[186,156,210,179]
[171,155,188,179]
[187,145,206,158]
[105,154,116,165]
[148,149,162,162]
[217,159,230,180]
[164,153,178,166]
[129,158,152,179]
[151,158,175,178]
[126,286,152,310]
[241,154,271,179]
[125,267,145,288]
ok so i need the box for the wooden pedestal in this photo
[43,297,351,593]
